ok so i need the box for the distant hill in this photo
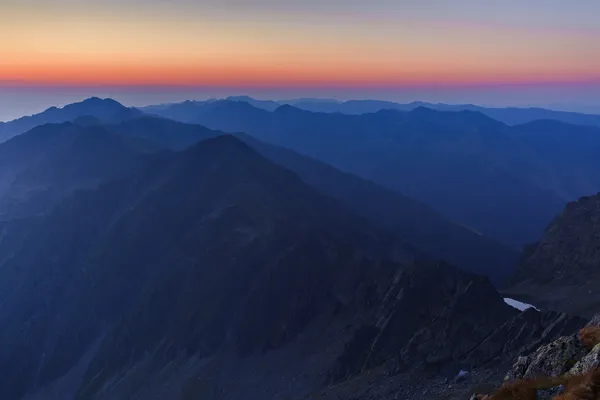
[145,100,586,246]
[0,97,142,143]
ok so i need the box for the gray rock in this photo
[505,335,587,380]
[570,342,600,375]
[505,356,530,381]
[465,308,586,368]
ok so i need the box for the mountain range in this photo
[140,95,600,128]
[0,99,517,282]
[0,126,581,400]
[1,96,599,399]
[141,99,600,246]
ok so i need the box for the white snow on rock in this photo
[504,297,539,311]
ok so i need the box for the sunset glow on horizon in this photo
[3,0,600,88]
[2,0,600,120]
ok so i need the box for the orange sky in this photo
[2,0,600,87]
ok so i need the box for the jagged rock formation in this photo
[570,344,600,376]
[506,336,587,380]
[476,316,600,400]
[511,193,600,318]
[465,309,587,369]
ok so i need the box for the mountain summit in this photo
[0,97,141,143]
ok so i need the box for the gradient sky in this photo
[2,0,600,120]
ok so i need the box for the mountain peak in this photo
[75,97,126,109]
[226,95,257,102]
[410,105,437,114]
[274,104,303,114]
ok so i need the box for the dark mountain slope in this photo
[509,193,600,317]
[0,134,581,400]
[236,133,518,282]
[107,115,222,150]
[86,115,517,282]
[0,135,413,399]
[0,122,150,219]
[0,97,142,143]
[181,101,565,246]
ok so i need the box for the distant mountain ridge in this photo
[0,111,517,281]
[144,99,591,246]
[8,97,599,247]
[139,96,600,127]
[0,97,142,143]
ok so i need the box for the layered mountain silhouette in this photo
[140,96,600,127]
[0,134,409,399]
[0,97,142,143]
[144,100,599,246]
[0,97,596,399]
[0,134,574,400]
[95,115,520,281]
[0,104,516,281]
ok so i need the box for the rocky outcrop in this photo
[506,335,587,380]
[516,193,600,285]
[465,308,586,368]
[570,343,600,375]
[328,263,588,387]
[328,261,519,382]
[508,193,600,318]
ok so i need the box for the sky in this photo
[1,0,600,120]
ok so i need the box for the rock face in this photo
[509,193,600,318]
[516,193,600,285]
[570,343,600,375]
[465,308,587,369]
[506,335,587,380]
[328,261,519,382]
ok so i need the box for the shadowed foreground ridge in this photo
[0,134,413,399]
[0,131,573,400]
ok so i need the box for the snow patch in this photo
[504,297,539,311]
